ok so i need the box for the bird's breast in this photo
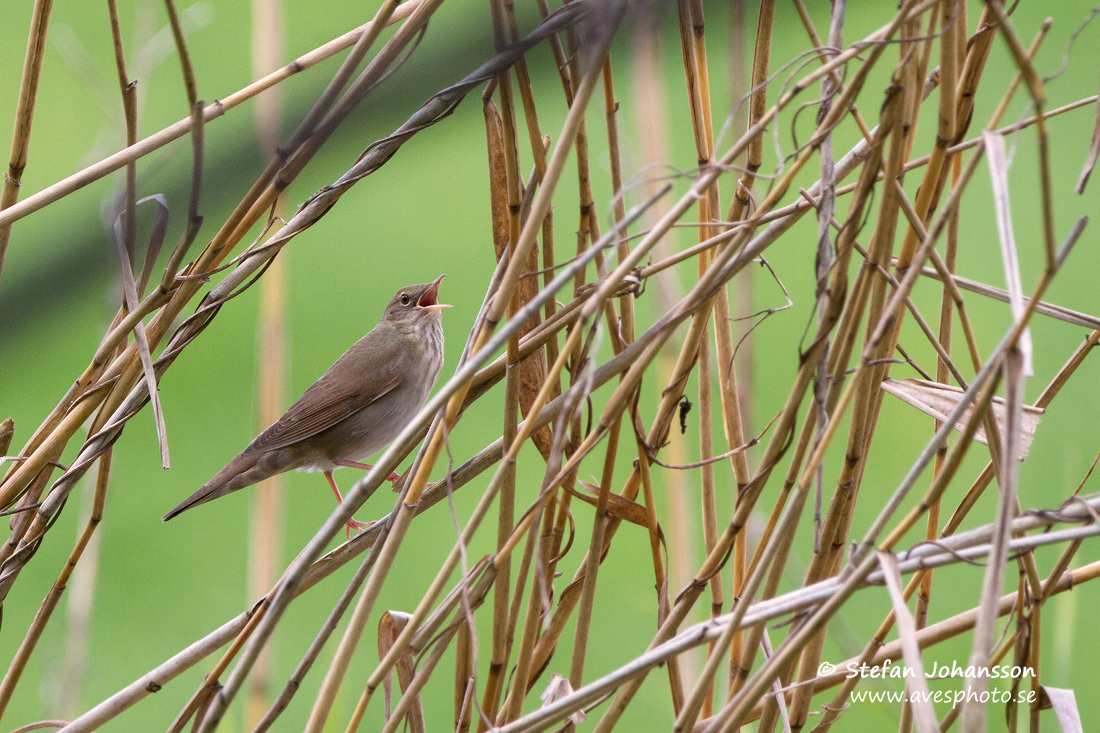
[314,321,444,467]
[425,326,444,385]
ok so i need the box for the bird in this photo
[164,274,449,539]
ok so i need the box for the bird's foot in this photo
[345,517,374,540]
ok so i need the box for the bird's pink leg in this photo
[332,459,400,485]
[324,470,373,540]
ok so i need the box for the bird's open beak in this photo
[417,274,451,312]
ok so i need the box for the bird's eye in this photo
[399,293,411,305]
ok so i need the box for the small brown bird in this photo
[164,275,449,538]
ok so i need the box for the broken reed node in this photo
[1,1,1100,732]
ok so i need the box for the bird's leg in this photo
[332,459,400,485]
[324,470,373,540]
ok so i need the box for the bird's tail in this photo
[163,452,261,522]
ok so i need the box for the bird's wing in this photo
[245,329,405,454]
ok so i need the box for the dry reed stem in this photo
[559,0,901,620]
[0,0,435,562]
[786,28,921,721]
[629,2,702,693]
[676,0,760,715]
[896,23,1049,719]
[741,67,1079,733]
[296,12,621,731]
[0,5,455,655]
[812,328,1098,730]
[591,89,896,733]
[733,556,1100,730]
[246,0,287,724]
[673,4,733,718]
[514,2,1082,726]
[106,0,171,475]
[8,4,572,726]
[0,1,423,232]
[482,85,519,728]
[0,450,110,724]
[500,497,1100,733]
[0,0,53,284]
[717,9,924,709]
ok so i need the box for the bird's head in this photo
[383,274,451,332]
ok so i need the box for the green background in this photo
[2,0,1100,730]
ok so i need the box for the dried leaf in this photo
[484,96,553,461]
[377,611,425,733]
[135,194,170,298]
[540,674,585,725]
[576,480,650,527]
[1040,686,1084,733]
[877,552,938,733]
[112,206,170,469]
[484,98,511,270]
[0,419,13,457]
[882,378,1043,461]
